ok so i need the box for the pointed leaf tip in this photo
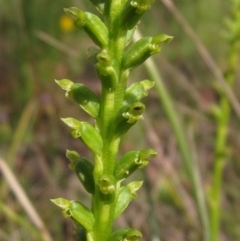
[61,117,82,129]
[153,34,174,44]
[51,198,70,209]
[64,7,80,20]
[55,79,74,91]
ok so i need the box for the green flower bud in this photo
[64,7,109,48]
[139,148,157,165]
[122,34,173,70]
[98,174,116,195]
[66,150,95,194]
[68,83,100,118]
[96,49,111,75]
[114,149,157,180]
[95,49,117,90]
[120,0,155,29]
[107,229,131,241]
[127,181,143,199]
[113,79,154,138]
[62,118,103,155]
[122,102,145,123]
[113,102,145,138]
[123,229,142,241]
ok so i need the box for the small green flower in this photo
[98,174,116,195]
[122,102,145,123]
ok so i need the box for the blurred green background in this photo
[1,0,240,241]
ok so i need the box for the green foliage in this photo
[64,7,109,48]
[122,34,172,70]
[108,228,142,241]
[52,0,171,240]
[51,198,95,231]
[67,150,95,194]
[114,149,157,180]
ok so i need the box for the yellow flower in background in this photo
[59,15,74,32]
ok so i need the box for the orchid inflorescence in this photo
[51,0,172,240]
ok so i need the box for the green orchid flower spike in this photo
[52,0,172,240]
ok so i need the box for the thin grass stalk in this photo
[35,31,79,58]
[160,0,240,120]
[209,44,238,241]
[0,201,41,239]
[143,169,161,241]
[134,30,210,241]
[7,101,37,166]
[2,101,37,203]
[187,123,209,239]
[209,1,240,239]
[143,115,199,227]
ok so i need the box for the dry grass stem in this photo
[0,157,53,241]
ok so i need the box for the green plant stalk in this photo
[134,30,210,241]
[149,58,210,241]
[209,34,240,241]
[53,1,171,240]
[92,17,127,241]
